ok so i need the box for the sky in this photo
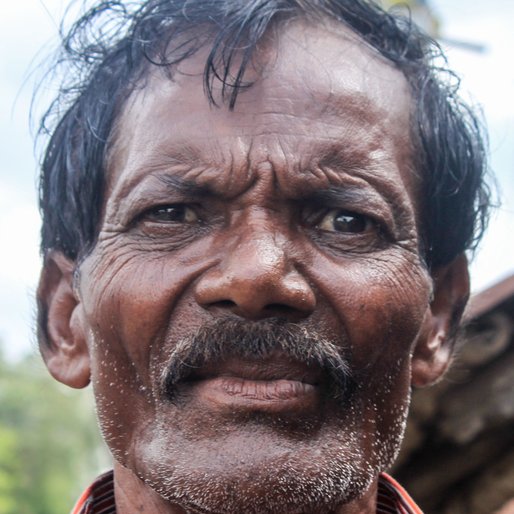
[1,0,513,361]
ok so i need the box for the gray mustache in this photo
[160,318,353,400]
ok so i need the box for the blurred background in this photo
[0,1,513,513]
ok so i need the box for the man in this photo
[36,0,490,512]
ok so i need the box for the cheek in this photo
[307,250,430,461]
[309,250,430,368]
[77,243,217,456]
[81,240,216,374]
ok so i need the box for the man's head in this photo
[37,1,490,512]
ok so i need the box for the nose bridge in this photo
[194,210,316,319]
[232,215,288,277]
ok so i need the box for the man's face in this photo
[75,21,432,513]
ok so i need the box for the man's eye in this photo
[317,210,373,233]
[143,205,199,223]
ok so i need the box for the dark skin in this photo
[39,20,469,514]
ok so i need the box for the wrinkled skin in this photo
[40,19,469,514]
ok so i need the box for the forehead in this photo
[107,19,414,200]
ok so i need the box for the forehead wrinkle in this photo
[106,126,416,231]
[103,19,415,216]
[175,140,260,199]
[250,138,391,199]
[230,89,391,140]
[233,17,409,124]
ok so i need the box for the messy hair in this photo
[38,0,490,268]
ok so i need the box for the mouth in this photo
[175,353,324,414]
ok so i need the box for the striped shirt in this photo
[71,471,422,514]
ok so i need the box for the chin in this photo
[144,458,373,514]
[129,418,394,514]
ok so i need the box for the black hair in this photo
[38,0,491,269]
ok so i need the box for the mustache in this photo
[160,318,354,400]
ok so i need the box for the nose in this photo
[194,226,316,320]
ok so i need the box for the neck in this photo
[113,462,378,514]
[114,462,186,514]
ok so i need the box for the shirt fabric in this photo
[71,471,423,514]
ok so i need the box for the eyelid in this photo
[134,203,199,225]
[306,204,376,224]
[305,205,392,242]
[304,188,396,232]
[318,209,374,230]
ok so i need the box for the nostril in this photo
[266,303,296,313]
[263,303,308,319]
[204,300,306,321]
[211,300,237,309]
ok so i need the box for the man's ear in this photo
[37,251,90,389]
[411,253,470,388]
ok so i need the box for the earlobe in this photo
[37,251,91,389]
[411,254,470,388]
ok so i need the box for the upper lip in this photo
[182,352,322,386]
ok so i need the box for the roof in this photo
[465,274,514,320]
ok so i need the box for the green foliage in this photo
[0,343,110,514]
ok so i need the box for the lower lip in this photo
[183,376,320,413]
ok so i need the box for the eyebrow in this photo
[155,174,216,199]
[305,187,378,207]
[143,171,401,221]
